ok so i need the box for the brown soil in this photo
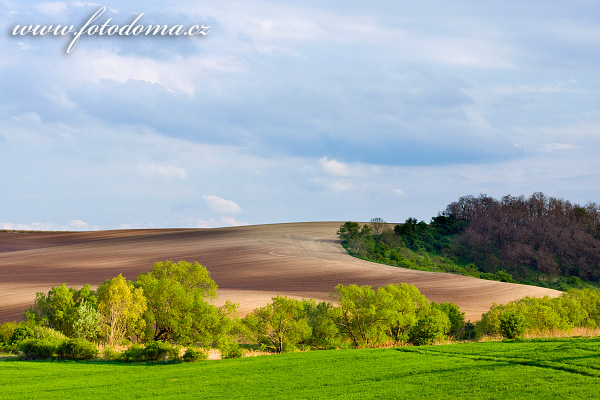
[0,222,560,323]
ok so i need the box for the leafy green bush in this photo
[302,299,342,350]
[182,347,207,362]
[31,325,68,341]
[0,322,18,344]
[500,310,526,339]
[122,343,145,362]
[10,326,34,343]
[432,302,465,338]
[143,341,180,362]
[409,309,451,346]
[0,343,19,354]
[101,347,121,361]
[72,300,101,341]
[222,346,243,359]
[56,338,98,360]
[18,338,58,360]
[122,342,180,362]
[458,321,478,341]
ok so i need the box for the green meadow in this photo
[2,338,599,399]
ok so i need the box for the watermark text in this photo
[11,7,210,53]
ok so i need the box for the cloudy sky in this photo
[0,1,598,230]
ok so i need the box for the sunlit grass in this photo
[1,338,599,399]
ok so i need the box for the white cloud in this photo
[540,143,578,152]
[203,195,243,214]
[393,188,406,198]
[45,91,76,108]
[492,82,587,95]
[220,216,249,226]
[35,2,67,16]
[320,157,349,176]
[0,219,100,231]
[71,50,245,96]
[136,163,187,179]
[187,216,248,228]
[330,181,353,191]
[18,42,35,51]
[72,2,120,15]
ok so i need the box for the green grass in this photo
[2,338,600,399]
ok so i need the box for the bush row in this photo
[18,338,98,360]
[478,288,600,339]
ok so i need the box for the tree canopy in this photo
[97,274,147,346]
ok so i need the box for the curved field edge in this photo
[0,222,560,323]
[1,338,599,399]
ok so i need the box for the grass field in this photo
[1,338,599,399]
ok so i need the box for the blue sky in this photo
[0,1,598,230]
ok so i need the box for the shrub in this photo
[18,338,58,360]
[302,299,342,350]
[432,302,465,338]
[0,343,19,354]
[143,341,180,362]
[222,346,243,359]
[72,300,101,341]
[0,322,18,344]
[182,347,208,362]
[500,310,526,339]
[57,338,98,360]
[122,342,180,362]
[102,346,121,361]
[10,326,34,343]
[122,343,145,362]
[458,321,478,341]
[31,325,68,341]
[409,309,451,346]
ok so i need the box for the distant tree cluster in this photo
[445,192,600,283]
[337,219,515,284]
[338,192,600,289]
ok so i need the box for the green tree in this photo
[72,300,101,341]
[369,218,391,236]
[136,260,227,345]
[29,283,99,338]
[334,284,387,347]
[378,283,430,342]
[244,296,311,353]
[302,299,341,349]
[432,302,465,338]
[337,222,361,241]
[30,283,77,336]
[564,288,600,327]
[409,309,451,345]
[499,309,526,339]
[97,274,147,346]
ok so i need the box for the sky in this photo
[0,1,598,230]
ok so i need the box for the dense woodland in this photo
[339,192,600,290]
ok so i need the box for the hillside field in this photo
[0,222,560,322]
[1,338,599,399]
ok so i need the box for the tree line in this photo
[0,260,467,360]
[446,193,600,285]
[2,259,600,361]
[338,192,600,290]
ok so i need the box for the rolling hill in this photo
[0,222,560,323]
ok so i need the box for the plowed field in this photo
[0,222,560,322]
